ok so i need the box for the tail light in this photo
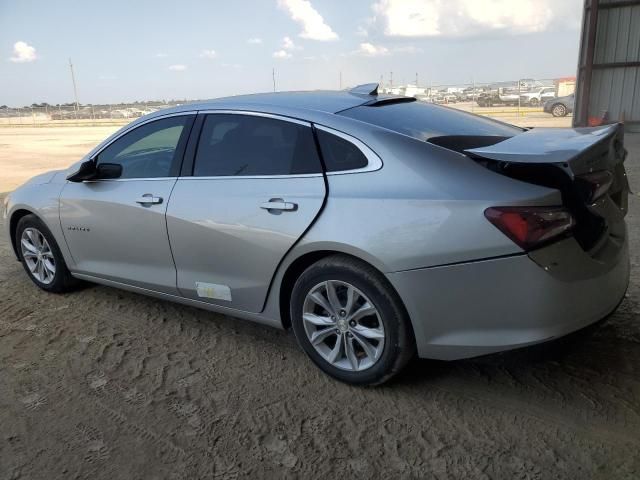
[575,170,613,203]
[484,206,575,251]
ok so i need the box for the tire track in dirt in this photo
[2,181,640,478]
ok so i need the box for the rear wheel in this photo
[552,103,567,117]
[290,255,415,386]
[529,98,539,107]
[16,214,79,293]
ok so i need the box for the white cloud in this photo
[168,64,187,71]
[199,49,217,59]
[282,36,302,51]
[277,0,338,40]
[357,42,389,57]
[247,37,263,44]
[272,50,292,59]
[9,41,37,63]
[371,0,579,37]
[154,52,168,58]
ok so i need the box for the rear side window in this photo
[193,114,322,176]
[339,101,522,142]
[316,130,368,172]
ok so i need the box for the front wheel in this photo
[16,214,80,293]
[290,255,415,386]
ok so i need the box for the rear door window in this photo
[193,114,322,176]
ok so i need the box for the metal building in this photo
[575,0,640,130]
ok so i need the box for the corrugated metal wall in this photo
[575,0,640,129]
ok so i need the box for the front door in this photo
[166,112,326,312]
[60,114,194,293]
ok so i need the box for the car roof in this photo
[155,89,408,117]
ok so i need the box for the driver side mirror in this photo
[96,163,122,180]
[67,160,122,182]
[67,159,97,182]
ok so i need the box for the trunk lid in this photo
[465,123,629,255]
[465,124,624,175]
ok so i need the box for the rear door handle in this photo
[260,199,297,212]
[135,194,163,205]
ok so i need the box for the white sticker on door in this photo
[195,282,232,301]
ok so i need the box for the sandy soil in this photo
[0,132,639,479]
[0,126,119,192]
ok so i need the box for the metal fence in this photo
[0,103,180,126]
[0,77,576,126]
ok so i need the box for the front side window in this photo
[97,116,190,179]
[193,114,322,176]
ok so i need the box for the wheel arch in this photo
[9,208,39,259]
[277,248,414,344]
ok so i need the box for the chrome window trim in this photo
[177,173,323,180]
[313,124,383,175]
[196,109,311,127]
[91,111,198,161]
[83,177,179,183]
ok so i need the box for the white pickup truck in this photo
[520,87,556,106]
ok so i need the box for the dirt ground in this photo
[0,129,639,479]
[0,126,119,192]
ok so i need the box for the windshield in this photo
[339,101,523,141]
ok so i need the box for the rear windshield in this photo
[339,101,523,141]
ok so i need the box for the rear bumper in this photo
[386,232,629,360]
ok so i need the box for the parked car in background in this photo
[4,84,629,386]
[520,87,556,106]
[476,88,525,107]
[544,93,575,117]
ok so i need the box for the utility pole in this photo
[272,68,276,92]
[69,58,79,112]
[415,72,418,86]
[389,71,393,88]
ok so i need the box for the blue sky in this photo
[1,0,583,106]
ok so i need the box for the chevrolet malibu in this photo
[3,84,630,385]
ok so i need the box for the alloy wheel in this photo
[552,104,567,117]
[21,227,56,285]
[302,280,385,371]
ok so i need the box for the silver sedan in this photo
[3,84,630,385]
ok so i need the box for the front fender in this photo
[5,177,73,267]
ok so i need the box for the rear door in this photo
[166,112,326,312]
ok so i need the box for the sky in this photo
[0,0,584,106]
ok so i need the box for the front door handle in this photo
[260,199,297,212]
[135,194,163,206]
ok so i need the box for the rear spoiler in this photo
[465,124,624,173]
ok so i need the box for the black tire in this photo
[551,103,567,117]
[529,98,539,107]
[290,255,416,386]
[15,214,79,293]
